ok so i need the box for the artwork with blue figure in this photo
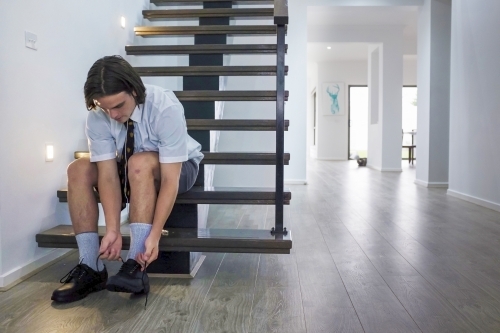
[322,82,344,116]
[326,84,340,115]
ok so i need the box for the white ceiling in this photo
[307,6,418,63]
[308,43,369,62]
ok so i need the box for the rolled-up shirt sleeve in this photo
[85,110,117,162]
[156,104,188,163]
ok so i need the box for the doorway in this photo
[402,86,418,161]
[348,85,368,159]
[348,85,418,161]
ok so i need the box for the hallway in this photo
[1,160,499,332]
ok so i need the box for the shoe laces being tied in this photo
[59,259,88,284]
[116,256,149,309]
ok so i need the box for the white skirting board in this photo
[414,179,449,188]
[0,249,74,290]
[447,189,500,213]
[284,179,308,185]
[367,165,402,172]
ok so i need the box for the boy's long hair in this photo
[84,55,146,110]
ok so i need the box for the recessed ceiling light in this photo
[327,46,332,50]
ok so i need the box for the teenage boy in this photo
[51,55,203,303]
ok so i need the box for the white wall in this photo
[448,0,500,211]
[368,45,383,168]
[213,0,423,186]
[404,56,418,85]
[307,57,417,162]
[309,25,404,170]
[214,15,277,187]
[306,0,423,5]
[0,0,153,286]
[213,0,309,186]
[415,0,452,187]
[316,61,368,160]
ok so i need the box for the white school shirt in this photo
[85,84,204,164]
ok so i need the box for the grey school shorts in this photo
[178,159,199,194]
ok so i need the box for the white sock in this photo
[75,232,105,271]
[127,223,152,261]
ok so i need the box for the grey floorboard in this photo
[248,286,306,333]
[384,275,481,333]
[188,253,260,333]
[5,160,500,332]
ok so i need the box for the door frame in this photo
[311,87,317,148]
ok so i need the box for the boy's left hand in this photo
[137,234,160,271]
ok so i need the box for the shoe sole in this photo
[51,282,106,303]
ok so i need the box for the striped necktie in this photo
[118,120,135,209]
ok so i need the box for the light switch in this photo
[25,31,37,50]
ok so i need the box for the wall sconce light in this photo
[327,46,332,50]
[121,16,126,29]
[46,144,54,162]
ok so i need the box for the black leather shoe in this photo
[51,264,108,303]
[106,259,149,294]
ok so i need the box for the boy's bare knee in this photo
[67,158,96,185]
[128,153,157,181]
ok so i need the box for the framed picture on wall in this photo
[322,82,345,116]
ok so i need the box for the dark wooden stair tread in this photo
[36,225,292,254]
[173,90,289,101]
[73,151,290,165]
[202,152,290,165]
[134,66,288,77]
[57,186,292,205]
[186,119,289,131]
[144,8,274,19]
[135,25,281,36]
[152,0,273,5]
[126,44,287,55]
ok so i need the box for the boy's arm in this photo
[96,159,123,261]
[137,162,182,268]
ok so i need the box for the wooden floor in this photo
[2,160,500,333]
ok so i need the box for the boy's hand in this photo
[137,234,160,271]
[99,230,122,261]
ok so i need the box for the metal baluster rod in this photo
[275,23,286,233]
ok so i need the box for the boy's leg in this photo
[106,152,159,294]
[106,153,198,294]
[126,154,198,259]
[52,157,108,303]
[68,158,105,271]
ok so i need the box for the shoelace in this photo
[113,256,149,309]
[60,255,148,309]
[59,258,87,284]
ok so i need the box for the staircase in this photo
[36,0,291,275]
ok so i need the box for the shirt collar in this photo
[129,104,143,123]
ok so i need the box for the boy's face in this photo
[94,91,136,123]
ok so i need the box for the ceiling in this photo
[308,43,369,62]
[307,6,418,63]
